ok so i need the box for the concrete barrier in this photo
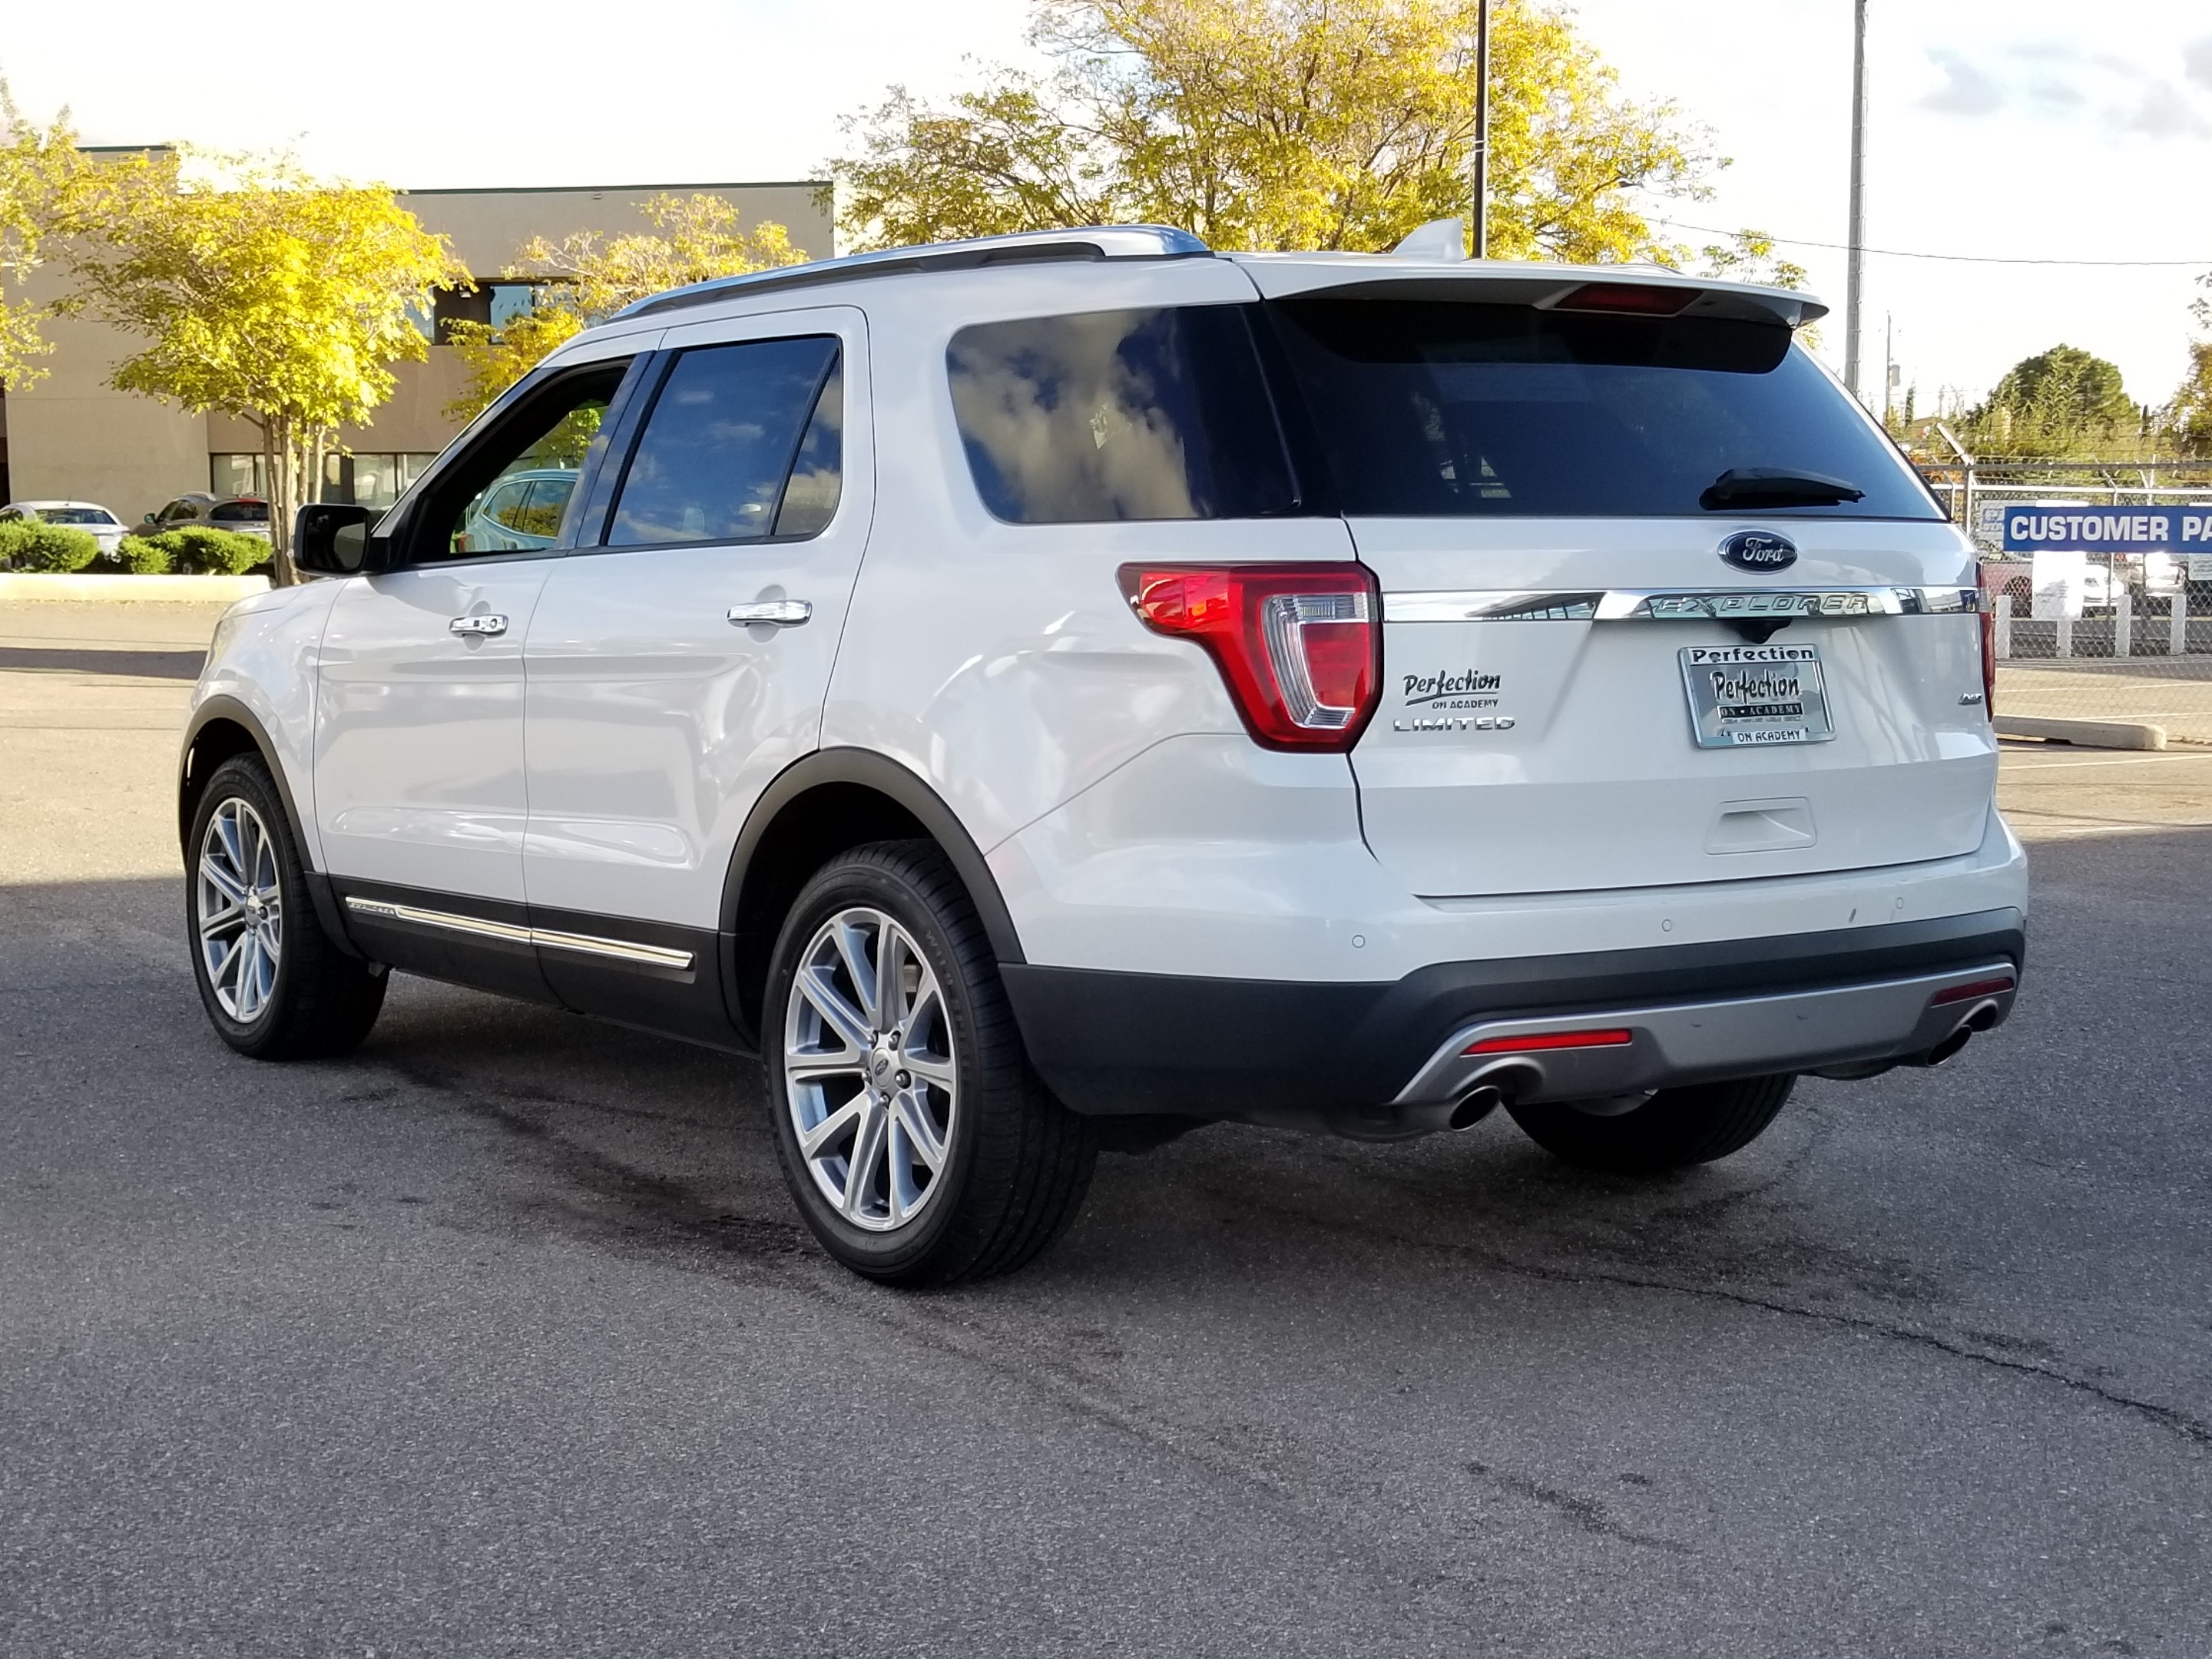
[1995,714,2168,751]
[0,574,271,603]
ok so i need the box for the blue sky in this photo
[8,0,2208,411]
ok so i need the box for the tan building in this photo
[0,178,833,523]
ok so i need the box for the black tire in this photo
[763,840,1097,1286]
[1506,1074,1796,1174]
[186,754,387,1060]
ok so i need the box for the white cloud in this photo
[1919,48,2006,115]
[2184,35,2212,91]
[2121,80,2212,138]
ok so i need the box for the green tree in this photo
[1965,343,2138,458]
[2168,340,2212,458]
[0,84,90,389]
[442,194,808,423]
[60,151,468,584]
[832,0,1714,260]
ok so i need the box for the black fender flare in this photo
[719,748,1028,1045]
[722,747,1026,962]
[180,695,362,959]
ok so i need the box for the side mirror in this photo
[141,512,157,525]
[294,502,382,575]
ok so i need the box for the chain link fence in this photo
[1917,466,2212,745]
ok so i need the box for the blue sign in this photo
[2002,507,2212,553]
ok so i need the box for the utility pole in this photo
[1844,0,1869,402]
[1471,0,1491,258]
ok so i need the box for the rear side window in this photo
[608,336,841,547]
[1266,299,1940,520]
[948,307,1296,524]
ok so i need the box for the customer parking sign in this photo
[2002,507,2212,554]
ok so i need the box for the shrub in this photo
[132,526,270,575]
[0,521,101,572]
[116,534,175,575]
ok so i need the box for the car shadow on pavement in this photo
[0,645,207,680]
[8,844,2209,1457]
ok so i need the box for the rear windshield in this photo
[35,508,112,525]
[1266,299,1939,520]
[211,501,269,522]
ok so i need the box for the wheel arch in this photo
[722,749,1025,1047]
[180,697,361,959]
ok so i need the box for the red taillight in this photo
[1463,1028,1634,1055]
[1931,977,2015,1007]
[1118,563,1381,751]
[1979,605,1997,720]
[1554,282,1697,316]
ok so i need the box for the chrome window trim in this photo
[1382,586,1980,624]
[343,897,694,971]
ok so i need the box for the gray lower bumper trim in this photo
[1393,961,2018,1106]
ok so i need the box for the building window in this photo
[317,452,439,510]
[429,282,542,344]
[211,454,266,498]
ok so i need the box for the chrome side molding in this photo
[343,896,695,971]
[1383,585,1981,624]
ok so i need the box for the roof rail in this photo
[614,224,1213,320]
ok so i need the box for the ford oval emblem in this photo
[1718,530,1799,573]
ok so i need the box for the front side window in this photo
[1265,298,1941,520]
[607,336,842,548]
[416,363,625,561]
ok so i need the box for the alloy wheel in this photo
[782,907,959,1232]
[196,797,283,1022]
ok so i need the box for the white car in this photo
[1,499,127,558]
[179,226,2026,1284]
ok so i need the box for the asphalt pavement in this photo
[4,600,2210,1657]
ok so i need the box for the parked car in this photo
[144,494,273,542]
[458,468,578,555]
[180,224,2025,1285]
[0,500,127,558]
[1980,553,2121,614]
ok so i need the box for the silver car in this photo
[143,495,274,544]
[1,500,127,558]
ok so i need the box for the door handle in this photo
[449,614,508,637]
[727,601,812,628]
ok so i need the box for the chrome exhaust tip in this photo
[1448,1084,1505,1131]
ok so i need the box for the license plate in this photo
[1679,643,1836,747]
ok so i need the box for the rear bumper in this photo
[1001,907,2025,1137]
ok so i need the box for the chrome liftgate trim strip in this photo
[1382,586,1982,624]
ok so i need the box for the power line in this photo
[1651,217,2211,269]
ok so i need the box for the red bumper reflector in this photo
[1931,977,2015,1006]
[1464,1028,1634,1056]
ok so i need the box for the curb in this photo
[0,574,271,603]
[1995,715,2168,751]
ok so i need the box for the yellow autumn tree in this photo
[0,84,91,389]
[61,151,467,584]
[442,194,809,422]
[833,0,1713,260]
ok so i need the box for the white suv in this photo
[180,226,2025,1283]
